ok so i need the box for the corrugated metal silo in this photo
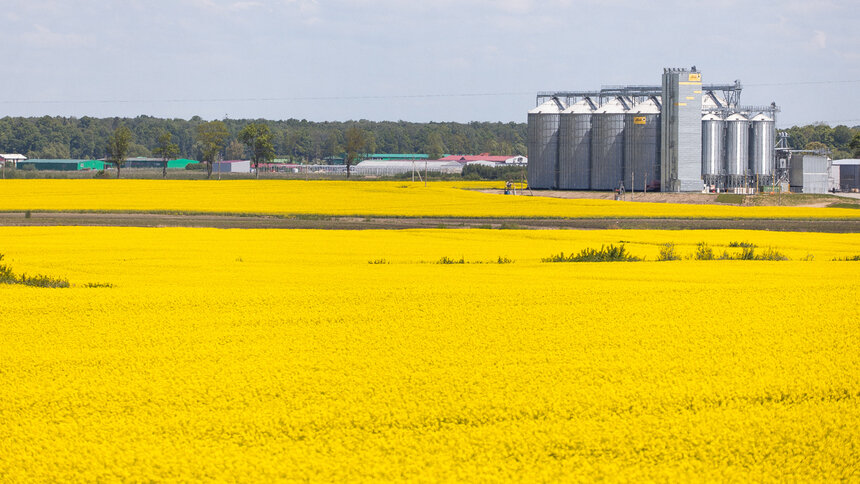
[725,113,749,185]
[749,113,775,178]
[623,98,661,191]
[527,99,564,189]
[701,113,725,178]
[590,97,628,190]
[558,98,594,190]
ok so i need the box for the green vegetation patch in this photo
[716,194,745,204]
[542,244,641,262]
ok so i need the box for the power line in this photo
[0,92,534,105]
[0,79,857,106]
[745,79,860,87]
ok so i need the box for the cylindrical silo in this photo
[749,113,775,180]
[623,98,661,191]
[590,97,627,191]
[558,98,594,190]
[725,113,749,187]
[527,98,564,189]
[701,113,725,186]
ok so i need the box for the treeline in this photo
[779,124,860,160]
[0,116,527,162]
[3,115,857,162]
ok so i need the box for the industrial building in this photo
[353,160,463,176]
[527,67,783,192]
[832,159,860,192]
[0,154,27,167]
[212,160,252,173]
[17,159,105,171]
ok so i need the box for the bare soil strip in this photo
[1,211,859,232]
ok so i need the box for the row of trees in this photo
[778,124,860,159]
[0,116,528,164]
[104,121,277,179]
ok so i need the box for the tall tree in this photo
[224,140,245,161]
[196,121,229,179]
[106,125,132,178]
[850,133,860,158]
[238,123,275,178]
[344,126,367,178]
[425,132,445,160]
[152,131,179,178]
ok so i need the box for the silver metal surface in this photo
[526,99,564,189]
[558,99,594,189]
[623,98,661,191]
[725,113,749,177]
[749,113,775,177]
[590,98,627,190]
[701,113,725,176]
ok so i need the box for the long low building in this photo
[18,159,105,171]
[353,160,463,176]
[212,160,251,173]
[832,159,860,192]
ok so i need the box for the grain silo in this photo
[701,113,725,186]
[527,98,565,189]
[590,97,628,190]
[725,113,749,186]
[661,68,703,191]
[623,97,661,191]
[749,113,775,181]
[558,98,595,190]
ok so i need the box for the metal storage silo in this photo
[623,98,661,191]
[725,113,749,187]
[701,113,725,186]
[558,98,594,190]
[590,97,628,191]
[749,113,775,180]
[527,98,564,189]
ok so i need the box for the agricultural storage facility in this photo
[212,160,251,174]
[17,159,105,171]
[528,67,783,192]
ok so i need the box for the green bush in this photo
[656,243,681,261]
[436,256,465,264]
[728,241,757,248]
[542,244,641,263]
[0,253,71,288]
[460,164,526,181]
[693,242,715,260]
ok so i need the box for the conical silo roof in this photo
[561,99,595,114]
[595,97,628,114]
[529,99,565,114]
[628,98,660,114]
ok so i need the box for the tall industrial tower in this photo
[661,67,703,191]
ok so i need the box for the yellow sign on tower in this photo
[688,73,701,82]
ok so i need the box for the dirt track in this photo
[1,211,859,232]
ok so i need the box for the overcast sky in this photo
[2,0,858,127]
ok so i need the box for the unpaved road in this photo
[1,212,859,232]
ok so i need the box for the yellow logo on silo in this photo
[633,117,646,125]
[688,73,701,82]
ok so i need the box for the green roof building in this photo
[18,159,105,171]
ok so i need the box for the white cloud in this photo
[811,30,827,49]
[20,24,94,49]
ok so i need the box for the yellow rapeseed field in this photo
[0,179,858,219]
[1,226,858,481]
